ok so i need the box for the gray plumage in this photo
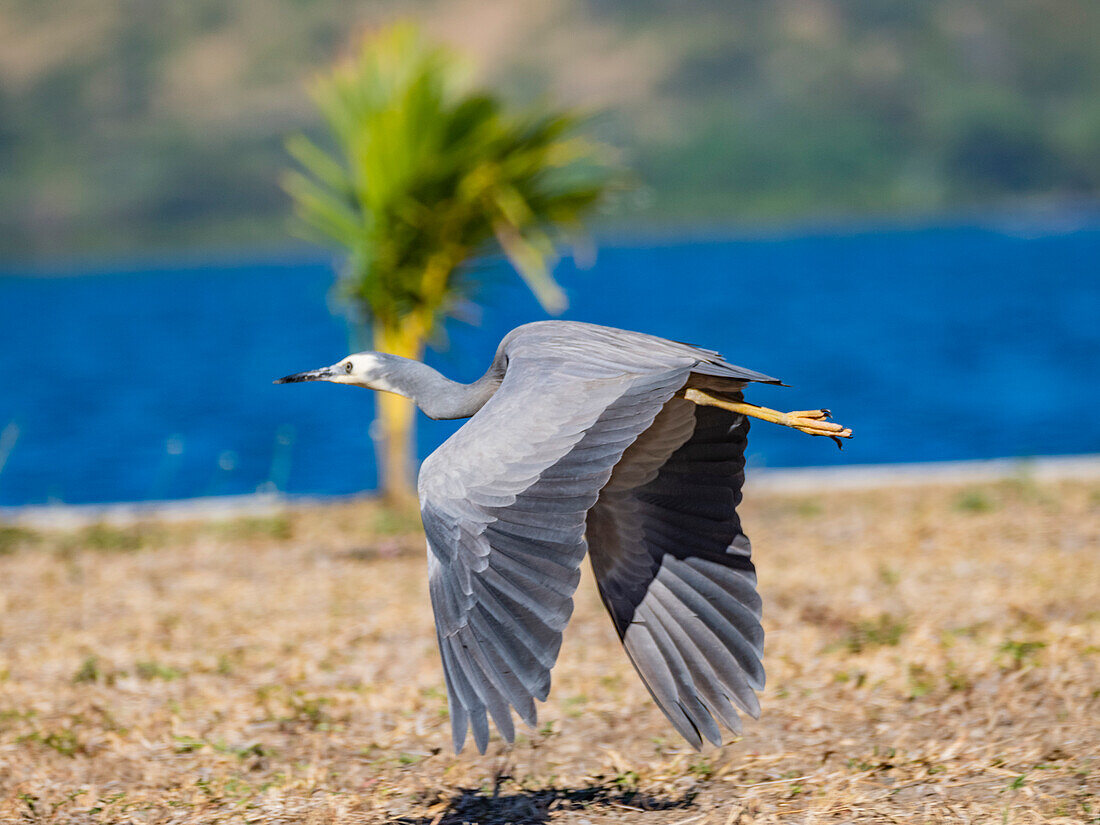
[278,320,783,753]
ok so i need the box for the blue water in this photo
[1,220,1098,507]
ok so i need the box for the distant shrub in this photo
[954,490,995,513]
[844,614,907,654]
[0,525,38,554]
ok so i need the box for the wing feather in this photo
[418,322,774,752]
[587,400,766,748]
[419,332,706,752]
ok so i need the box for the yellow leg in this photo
[683,388,853,445]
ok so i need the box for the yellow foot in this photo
[782,409,852,439]
[683,390,853,448]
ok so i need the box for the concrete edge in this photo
[744,453,1100,494]
[3,454,1099,530]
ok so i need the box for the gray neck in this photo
[382,357,504,421]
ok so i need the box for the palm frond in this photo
[284,22,621,332]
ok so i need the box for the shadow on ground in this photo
[397,782,698,824]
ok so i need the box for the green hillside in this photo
[2,0,1099,260]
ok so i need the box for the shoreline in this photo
[745,452,1100,493]
[3,453,1097,530]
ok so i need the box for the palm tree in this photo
[284,23,618,503]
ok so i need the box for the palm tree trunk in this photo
[372,323,424,506]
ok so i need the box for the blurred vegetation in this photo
[285,24,615,498]
[1,0,1099,260]
[0,497,431,559]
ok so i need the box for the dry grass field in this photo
[1,478,1097,824]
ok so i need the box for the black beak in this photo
[274,367,334,384]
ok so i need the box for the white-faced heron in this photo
[277,320,851,753]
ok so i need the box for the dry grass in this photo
[1,479,1097,823]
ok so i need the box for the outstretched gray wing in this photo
[587,399,764,749]
[418,339,700,753]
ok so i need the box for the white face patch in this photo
[330,353,404,396]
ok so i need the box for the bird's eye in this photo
[345,362,353,374]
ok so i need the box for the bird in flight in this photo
[278,320,851,753]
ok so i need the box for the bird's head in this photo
[275,352,406,394]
